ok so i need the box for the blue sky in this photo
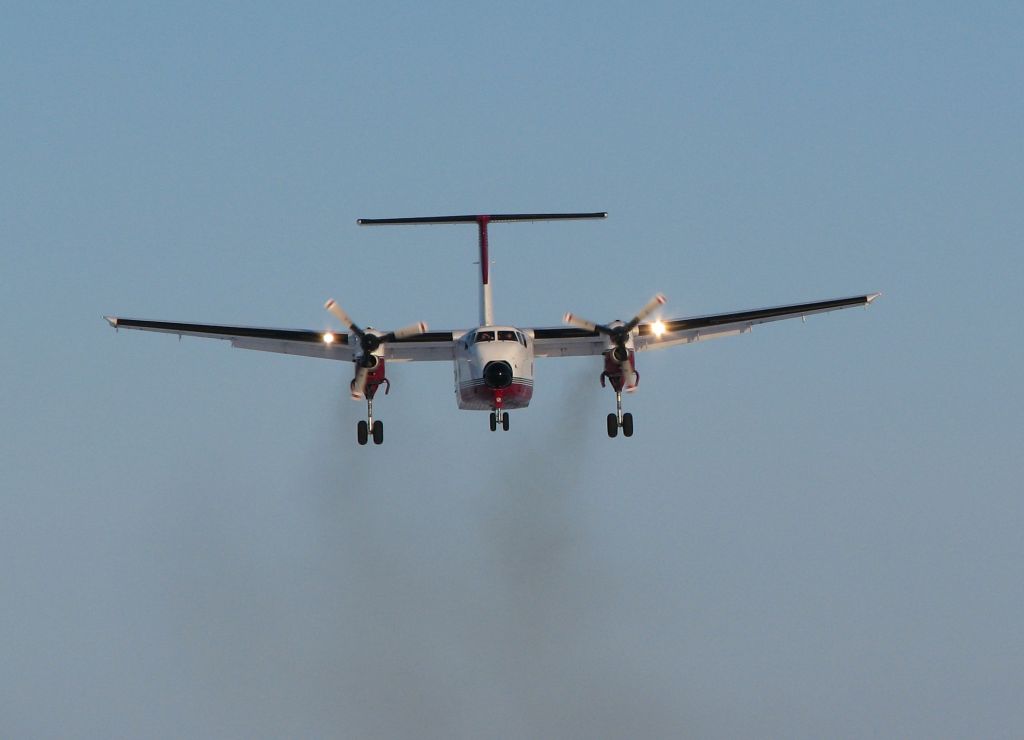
[3,2,1023,737]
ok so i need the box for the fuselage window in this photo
[475,331,495,343]
[497,330,517,342]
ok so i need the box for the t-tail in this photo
[358,212,607,326]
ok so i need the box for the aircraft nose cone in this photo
[482,360,513,389]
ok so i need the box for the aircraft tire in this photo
[502,413,510,431]
[372,420,383,445]
[357,420,369,446]
[489,412,497,432]
[622,412,634,437]
[606,413,618,438]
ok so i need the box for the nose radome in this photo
[483,361,513,389]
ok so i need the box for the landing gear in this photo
[357,397,384,445]
[605,390,635,438]
[597,344,640,439]
[489,409,510,432]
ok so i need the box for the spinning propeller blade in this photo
[563,294,667,340]
[627,293,667,331]
[392,322,429,340]
[563,312,599,333]
[324,299,429,400]
[351,364,370,399]
[325,299,361,336]
[563,294,666,393]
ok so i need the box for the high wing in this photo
[530,293,880,357]
[103,317,457,362]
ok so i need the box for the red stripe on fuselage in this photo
[458,380,533,410]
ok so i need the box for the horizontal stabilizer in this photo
[358,212,607,226]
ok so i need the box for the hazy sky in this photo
[3,2,1023,738]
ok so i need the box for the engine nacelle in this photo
[600,348,638,392]
[352,354,390,399]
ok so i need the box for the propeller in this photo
[325,299,428,399]
[564,293,666,391]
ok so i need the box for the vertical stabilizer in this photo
[477,216,494,325]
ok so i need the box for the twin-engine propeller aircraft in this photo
[104,212,880,445]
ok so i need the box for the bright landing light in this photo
[652,320,666,337]
[322,332,335,344]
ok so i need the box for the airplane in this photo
[104,212,880,445]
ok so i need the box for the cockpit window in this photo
[470,329,526,345]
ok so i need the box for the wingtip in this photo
[866,292,882,304]
[104,316,118,328]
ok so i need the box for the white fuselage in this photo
[453,326,535,410]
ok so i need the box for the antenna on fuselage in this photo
[357,212,607,326]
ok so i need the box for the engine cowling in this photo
[352,354,389,400]
[601,348,638,392]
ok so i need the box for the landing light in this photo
[652,320,666,337]
[322,332,335,344]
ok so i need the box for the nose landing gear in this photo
[489,409,510,432]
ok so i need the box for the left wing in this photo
[529,292,880,357]
[103,317,457,362]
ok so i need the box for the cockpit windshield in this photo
[470,329,527,346]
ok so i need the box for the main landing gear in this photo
[489,409,510,432]
[606,390,634,438]
[356,395,385,446]
[599,353,637,439]
[354,397,382,442]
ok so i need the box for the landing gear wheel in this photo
[606,413,619,438]
[357,420,369,446]
[489,412,497,432]
[622,412,634,437]
[502,413,510,431]
[372,420,383,445]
